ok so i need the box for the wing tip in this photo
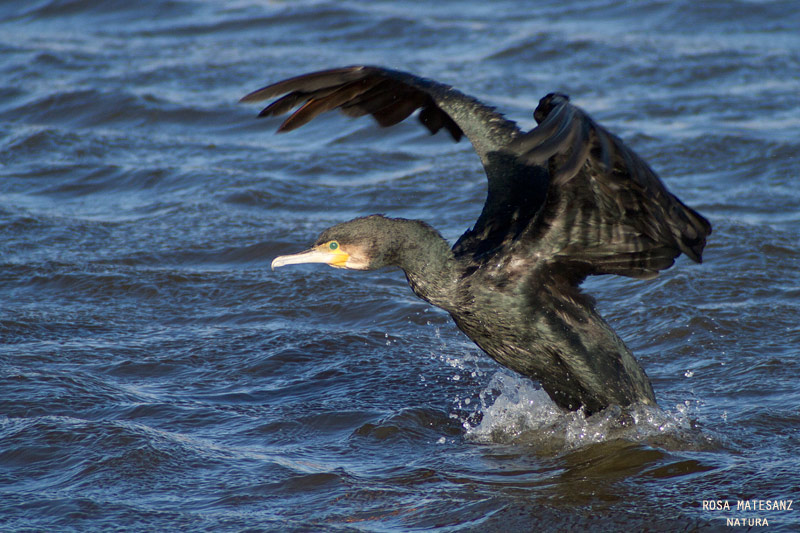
[239,88,271,103]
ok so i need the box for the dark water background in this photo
[2,0,799,531]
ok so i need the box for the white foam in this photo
[460,369,710,453]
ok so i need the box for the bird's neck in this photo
[386,219,457,311]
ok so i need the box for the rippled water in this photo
[2,1,799,531]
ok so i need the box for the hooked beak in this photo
[271,246,349,270]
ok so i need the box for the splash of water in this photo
[460,369,712,453]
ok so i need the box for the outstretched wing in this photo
[240,65,520,166]
[499,93,711,281]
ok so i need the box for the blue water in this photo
[2,1,799,531]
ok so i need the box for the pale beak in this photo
[271,247,349,270]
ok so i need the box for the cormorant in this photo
[241,66,711,415]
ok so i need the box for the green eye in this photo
[329,241,339,250]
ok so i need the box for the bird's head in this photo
[271,215,392,271]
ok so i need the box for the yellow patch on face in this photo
[323,240,350,268]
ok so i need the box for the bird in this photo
[241,66,711,415]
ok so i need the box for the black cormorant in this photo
[242,66,711,415]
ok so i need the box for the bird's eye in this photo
[329,241,339,250]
